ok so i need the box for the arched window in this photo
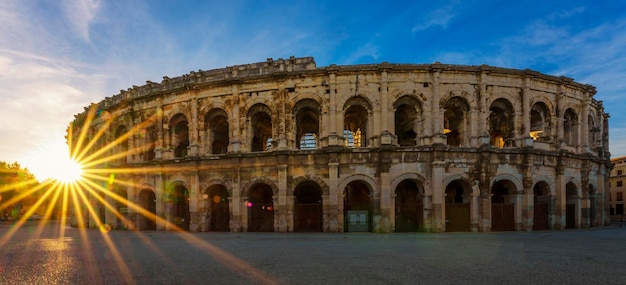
[443,97,469,146]
[293,99,321,150]
[489,98,515,148]
[530,102,550,141]
[248,104,273,152]
[169,114,189,158]
[564,108,578,146]
[394,96,422,146]
[114,125,128,164]
[344,97,370,148]
[205,109,229,154]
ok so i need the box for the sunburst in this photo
[0,104,280,284]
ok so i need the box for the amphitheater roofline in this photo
[85,56,598,116]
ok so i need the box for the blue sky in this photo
[1,0,625,179]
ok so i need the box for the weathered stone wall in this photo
[69,57,611,233]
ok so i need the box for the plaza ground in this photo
[1,221,624,284]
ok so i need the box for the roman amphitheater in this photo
[69,56,611,233]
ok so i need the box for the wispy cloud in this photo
[411,2,458,32]
[60,0,101,42]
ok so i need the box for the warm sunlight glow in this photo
[21,140,83,182]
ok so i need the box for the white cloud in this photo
[411,3,458,32]
[61,0,101,42]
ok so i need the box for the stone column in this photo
[277,164,288,232]
[431,70,445,144]
[328,73,339,146]
[328,160,340,232]
[521,76,533,147]
[431,161,445,232]
[581,99,590,152]
[155,173,165,231]
[189,171,199,232]
[229,88,241,152]
[189,97,199,156]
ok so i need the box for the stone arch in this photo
[565,181,579,229]
[169,113,190,158]
[289,175,329,197]
[343,96,372,148]
[530,101,552,141]
[390,173,431,195]
[293,180,324,232]
[563,108,579,146]
[533,176,556,196]
[201,182,230,232]
[201,179,234,197]
[393,177,426,232]
[136,185,156,231]
[488,98,516,148]
[241,176,279,198]
[588,111,598,148]
[443,176,473,232]
[440,90,477,109]
[246,181,275,232]
[442,96,471,146]
[393,95,423,146]
[292,98,321,150]
[338,174,378,197]
[164,180,190,231]
[247,103,274,152]
[204,108,230,154]
[490,178,518,231]
[533,180,552,230]
[114,125,129,164]
[490,174,523,193]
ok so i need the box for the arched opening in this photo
[248,104,273,152]
[491,180,516,231]
[588,114,597,149]
[142,125,156,161]
[114,125,128,164]
[344,181,371,232]
[443,97,469,146]
[344,97,370,148]
[203,185,230,231]
[394,179,423,232]
[533,182,551,230]
[294,99,321,150]
[166,182,190,231]
[170,114,189,158]
[294,181,323,232]
[489,98,515,148]
[444,180,471,232]
[248,184,274,232]
[114,187,128,229]
[566,182,578,229]
[564,109,579,146]
[530,102,550,141]
[205,109,229,155]
[394,96,421,146]
[137,189,156,230]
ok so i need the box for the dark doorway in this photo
[208,186,230,231]
[138,190,156,230]
[248,184,274,232]
[294,182,323,232]
[344,181,371,232]
[395,180,422,232]
[533,182,550,231]
[566,182,577,229]
[445,180,470,232]
[168,182,191,231]
[491,181,515,231]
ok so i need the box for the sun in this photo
[21,140,84,183]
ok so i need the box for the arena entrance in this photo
[445,180,470,232]
[248,184,274,232]
[344,181,371,232]
[294,181,323,232]
[205,185,230,231]
[565,182,577,229]
[137,190,156,230]
[491,180,515,231]
[168,182,190,231]
[533,182,551,231]
[395,180,423,232]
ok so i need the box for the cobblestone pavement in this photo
[1,221,625,285]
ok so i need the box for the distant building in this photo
[610,156,626,221]
[68,57,611,232]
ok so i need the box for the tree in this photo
[0,161,40,219]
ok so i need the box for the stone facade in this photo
[68,56,611,232]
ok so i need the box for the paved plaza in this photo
[0,221,625,284]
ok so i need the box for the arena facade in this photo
[69,56,611,233]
